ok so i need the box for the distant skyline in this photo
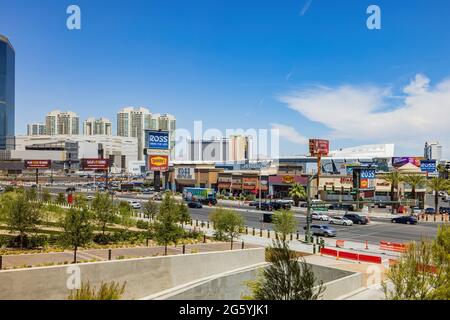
[1,0,449,157]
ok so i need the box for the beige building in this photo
[45,110,80,135]
[83,117,112,136]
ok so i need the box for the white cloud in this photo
[271,123,308,145]
[277,74,450,156]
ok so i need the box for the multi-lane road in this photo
[4,183,444,246]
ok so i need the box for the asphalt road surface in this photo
[187,206,441,245]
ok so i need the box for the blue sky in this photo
[1,0,450,157]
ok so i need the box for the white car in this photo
[329,216,353,226]
[311,212,329,221]
[128,201,142,209]
[0,186,4,193]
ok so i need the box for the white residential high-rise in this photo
[117,107,176,160]
[83,117,112,136]
[424,141,443,161]
[27,123,46,136]
[45,110,80,136]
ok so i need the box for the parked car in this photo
[66,187,76,192]
[142,188,154,195]
[0,186,4,193]
[248,201,259,207]
[439,207,450,214]
[425,208,436,215]
[311,212,329,221]
[304,225,337,237]
[329,216,353,226]
[262,213,273,223]
[343,213,369,225]
[187,201,203,209]
[391,216,418,225]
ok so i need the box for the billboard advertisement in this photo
[420,160,437,173]
[24,160,51,169]
[146,130,169,150]
[309,139,329,156]
[176,167,195,180]
[148,155,169,171]
[80,158,110,170]
[392,157,423,168]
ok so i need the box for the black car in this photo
[248,201,259,207]
[343,213,369,225]
[66,187,76,192]
[256,202,273,211]
[187,202,203,209]
[425,208,436,215]
[199,198,217,205]
[328,204,354,211]
[262,213,274,223]
[391,216,418,225]
[439,207,450,214]
[270,202,291,210]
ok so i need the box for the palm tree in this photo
[288,184,307,207]
[382,171,403,213]
[402,174,427,209]
[428,178,450,214]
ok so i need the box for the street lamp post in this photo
[305,174,317,244]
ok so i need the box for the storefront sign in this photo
[176,167,195,180]
[340,177,353,184]
[282,176,295,184]
[149,155,169,171]
[24,160,52,169]
[269,175,307,186]
[243,177,258,190]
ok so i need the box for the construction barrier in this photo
[320,248,382,264]
[380,241,407,253]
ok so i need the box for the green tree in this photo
[402,174,427,209]
[61,207,93,263]
[91,192,115,235]
[40,189,52,203]
[382,171,403,213]
[382,234,450,300]
[177,201,191,228]
[3,193,41,249]
[74,193,88,209]
[273,210,297,241]
[118,201,134,231]
[209,208,244,250]
[427,178,449,214]
[245,239,325,300]
[143,199,159,221]
[25,188,38,202]
[56,192,66,205]
[152,193,184,255]
[288,184,307,207]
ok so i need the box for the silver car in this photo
[329,216,353,226]
[311,212,329,221]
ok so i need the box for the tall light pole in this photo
[305,174,317,244]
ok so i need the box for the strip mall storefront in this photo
[217,172,269,197]
[269,175,307,198]
[170,164,223,192]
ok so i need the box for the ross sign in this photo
[420,160,437,173]
[24,160,52,169]
[176,167,195,180]
[309,139,330,156]
[148,155,169,171]
[361,169,376,179]
[81,158,110,170]
[146,130,169,150]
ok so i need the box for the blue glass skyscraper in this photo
[0,35,15,150]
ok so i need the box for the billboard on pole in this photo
[146,130,170,150]
[309,139,329,156]
[148,155,169,171]
[24,160,51,169]
[80,158,110,170]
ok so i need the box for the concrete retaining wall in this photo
[154,262,364,300]
[0,248,265,300]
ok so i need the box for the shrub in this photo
[68,281,126,300]
[136,220,149,230]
